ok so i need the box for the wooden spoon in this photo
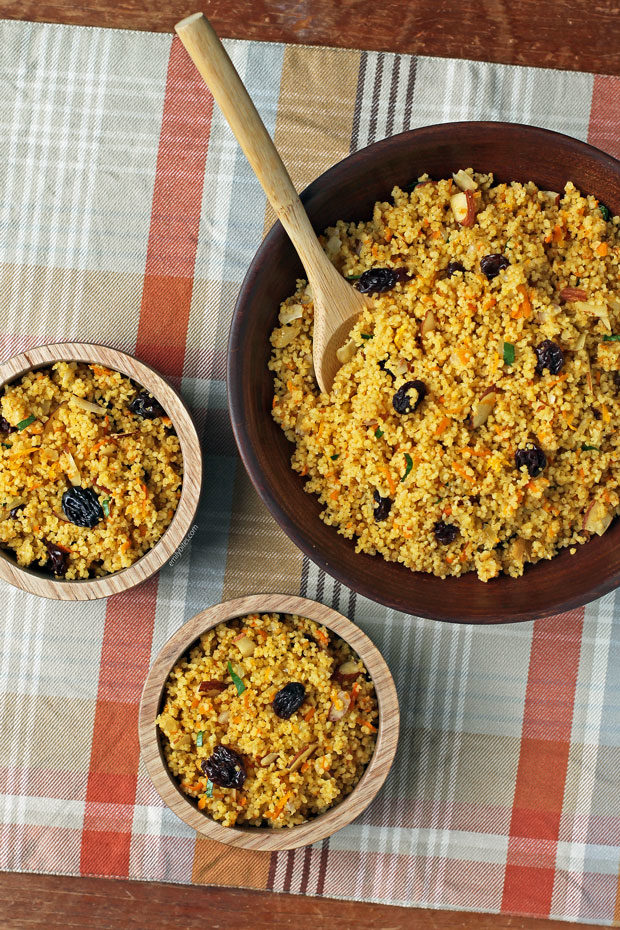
[175,12,370,393]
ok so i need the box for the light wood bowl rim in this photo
[0,342,202,600]
[138,593,400,851]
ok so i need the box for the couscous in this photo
[0,362,183,578]
[157,613,378,828]
[269,170,620,581]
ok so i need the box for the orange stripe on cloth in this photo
[501,608,584,917]
[588,75,620,160]
[80,38,213,879]
[135,37,214,379]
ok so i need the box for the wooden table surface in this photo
[1,1,618,928]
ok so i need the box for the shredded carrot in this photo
[191,697,200,708]
[238,796,247,807]
[272,396,278,409]
[300,761,310,773]
[121,540,130,553]
[601,404,610,423]
[272,792,292,819]
[597,242,608,257]
[402,528,413,539]
[434,416,450,436]
[300,464,308,477]
[517,283,532,318]
[285,361,295,371]
[381,464,396,497]
[452,462,475,482]
[197,796,207,810]
[445,555,454,564]
[384,227,393,242]
[322,757,330,770]
[91,365,110,378]
[286,380,294,393]
[562,412,576,431]
[442,505,452,517]
[552,224,564,243]
[304,707,315,722]
[358,718,377,732]
[317,422,324,439]
[329,485,340,500]
[316,629,329,645]
[579,467,586,481]
[459,547,469,563]
[233,715,242,725]
[547,373,568,390]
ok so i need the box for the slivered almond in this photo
[287,743,316,772]
[450,190,476,227]
[452,169,478,192]
[559,287,587,302]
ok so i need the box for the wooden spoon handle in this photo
[175,13,328,275]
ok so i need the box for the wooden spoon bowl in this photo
[138,593,399,851]
[228,121,620,623]
[0,343,202,600]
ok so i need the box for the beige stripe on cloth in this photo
[191,46,361,885]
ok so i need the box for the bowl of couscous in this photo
[138,593,399,850]
[0,342,202,599]
[228,121,620,623]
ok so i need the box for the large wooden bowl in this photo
[139,593,399,851]
[0,343,202,599]
[228,121,620,623]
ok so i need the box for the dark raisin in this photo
[393,267,413,284]
[480,253,509,280]
[392,380,427,414]
[0,416,15,434]
[45,540,70,576]
[446,261,466,277]
[61,486,104,528]
[592,408,602,420]
[373,489,392,521]
[613,371,620,392]
[201,745,246,789]
[355,268,398,294]
[515,443,546,478]
[378,358,395,379]
[9,503,24,518]
[433,520,459,544]
[272,682,306,719]
[534,340,564,375]
[129,390,166,420]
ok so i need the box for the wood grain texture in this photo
[229,121,620,623]
[4,0,619,77]
[175,13,369,393]
[0,343,202,600]
[0,872,607,929]
[139,593,399,850]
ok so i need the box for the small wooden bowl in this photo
[138,593,399,851]
[0,343,202,600]
[229,121,620,623]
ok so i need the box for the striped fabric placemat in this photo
[0,18,619,922]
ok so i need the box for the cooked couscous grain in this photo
[157,613,378,828]
[0,362,183,578]
[269,171,620,581]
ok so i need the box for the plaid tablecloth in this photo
[0,18,619,923]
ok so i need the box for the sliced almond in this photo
[572,300,611,331]
[328,690,351,722]
[452,169,478,192]
[287,743,317,772]
[198,679,226,696]
[234,635,256,658]
[259,752,279,767]
[559,287,588,302]
[61,449,81,486]
[271,319,302,348]
[279,303,303,325]
[583,499,614,536]
[450,190,476,227]
[421,309,438,336]
[508,537,531,563]
[217,710,230,725]
[69,395,108,415]
[472,391,497,428]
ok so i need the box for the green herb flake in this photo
[600,204,611,222]
[581,444,599,451]
[16,415,35,431]
[402,452,413,482]
[101,497,111,517]
[228,660,245,695]
[196,730,204,747]
[345,273,363,281]
[1,443,11,449]
[330,454,340,460]
[375,427,384,439]
[206,779,214,798]
[602,334,620,342]
[360,333,373,340]
[503,342,515,366]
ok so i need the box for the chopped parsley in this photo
[228,660,245,696]
[101,497,111,517]
[581,444,599,451]
[1,443,11,449]
[330,454,340,460]
[345,274,363,281]
[206,779,214,798]
[360,333,373,340]
[16,415,36,431]
[600,204,611,222]
[375,427,384,439]
[196,730,203,747]
[602,334,620,342]
[503,342,515,366]
[402,453,413,482]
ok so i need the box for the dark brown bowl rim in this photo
[228,121,620,623]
